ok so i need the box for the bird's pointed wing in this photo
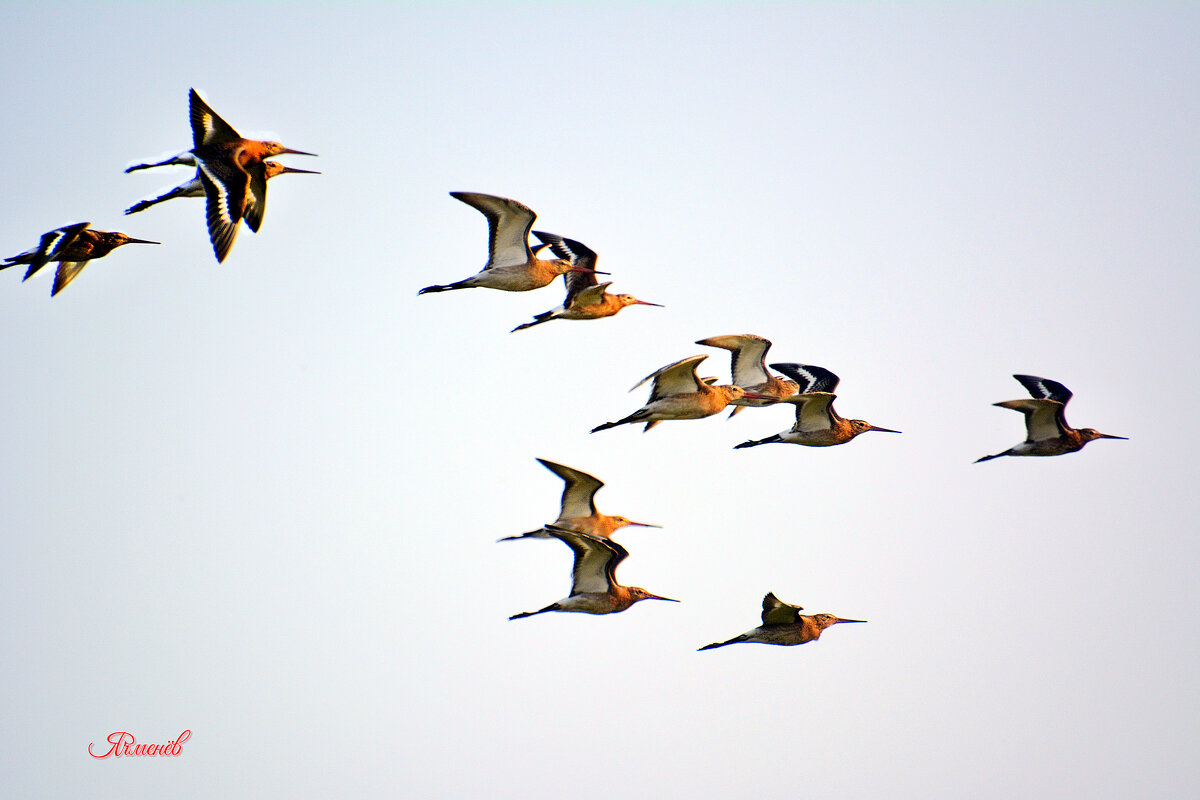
[570,282,612,308]
[632,355,707,400]
[537,458,604,520]
[545,527,625,595]
[197,162,247,262]
[241,161,269,232]
[995,398,1066,442]
[189,88,241,148]
[23,222,91,279]
[1013,374,1073,404]
[51,260,90,296]
[761,592,804,625]
[790,393,837,432]
[451,192,535,269]
[533,231,599,304]
[772,363,840,394]
[697,335,771,387]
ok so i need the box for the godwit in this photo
[418,193,602,294]
[499,458,660,542]
[2,222,158,296]
[696,334,799,416]
[125,160,319,217]
[975,374,1127,463]
[506,526,677,619]
[734,363,900,448]
[126,88,316,262]
[510,232,660,331]
[591,355,761,433]
[699,592,865,650]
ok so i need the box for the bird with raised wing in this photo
[126,88,317,262]
[975,374,1126,463]
[696,334,798,416]
[499,458,660,542]
[699,592,865,650]
[506,526,677,619]
[126,160,318,218]
[419,193,602,294]
[510,232,660,331]
[591,354,761,433]
[734,363,899,448]
[2,223,158,296]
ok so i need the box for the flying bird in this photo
[419,193,602,294]
[499,458,660,542]
[510,232,660,331]
[126,88,317,262]
[505,526,677,619]
[975,374,1126,463]
[734,363,899,448]
[699,592,866,650]
[591,354,761,433]
[2,222,158,296]
[696,334,799,416]
[125,160,318,218]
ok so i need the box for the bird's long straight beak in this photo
[648,594,680,603]
[568,267,609,275]
[127,238,160,245]
[633,300,663,307]
[280,166,321,175]
[868,425,901,434]
[1098,433,1129,440]
[834,618,867,624]
[626,521,662,529]
[280,147,318,157]
[741,391,767,400]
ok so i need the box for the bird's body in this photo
[419,194,599,294]
[499,458,659,542]
[699,592,866,650]
[976,374,1126,463]
[511,232,659,331]
[591,355,757,433]
[734,363,899,448]
[125,160,318,216]
[696,334,798,416]
[506,526,677,619]
[126,88,316,262]
[2,223,158,295]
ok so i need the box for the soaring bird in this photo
[699,592,865,650]
[592,355,760,433]
[125,160,318,219]
[419,193,600,294]
[735,363,899,448]
[2,222,158,296]
[510,232,660,331]
[505,526,677,619]
[975,374,1126,463]
[696,334,798,416]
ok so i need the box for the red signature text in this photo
[88,730,190,758]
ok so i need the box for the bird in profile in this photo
[734,363,899,448]
[499,458,660,542]
[975,374,1127,463]
[505,526,678,619]
[126,88,317,262]
[125,160,319,218]
[699,592,866,650]
[419,193,603,294]
[510,232,661,331]
[2,222,158,296]
[696,334,798,416]
[591,354,762,433]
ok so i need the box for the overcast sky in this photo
[1,3,1197,798]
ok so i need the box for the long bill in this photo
[833,618,867,624]
[126,238,161,245]
[279,147,319,157]
[867,425,901,433]
[647,593,680,603]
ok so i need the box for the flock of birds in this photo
[416,181,1129,650]
[1,88,317,294]
[3,88,1128,652]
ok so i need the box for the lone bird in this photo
[126,88,317,262]
[499,458,660,542]
[511,232,660,331]
[975,374,1127,463]
[735,363,899,448]
[419,193,602,294]
[125,160,318,217]
[591,354,761,433]
[696,334,799,416]
[699,592,866,650]
[506,526,677,619]
[2,222,158,296]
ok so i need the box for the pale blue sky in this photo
[1,3,1197,798]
